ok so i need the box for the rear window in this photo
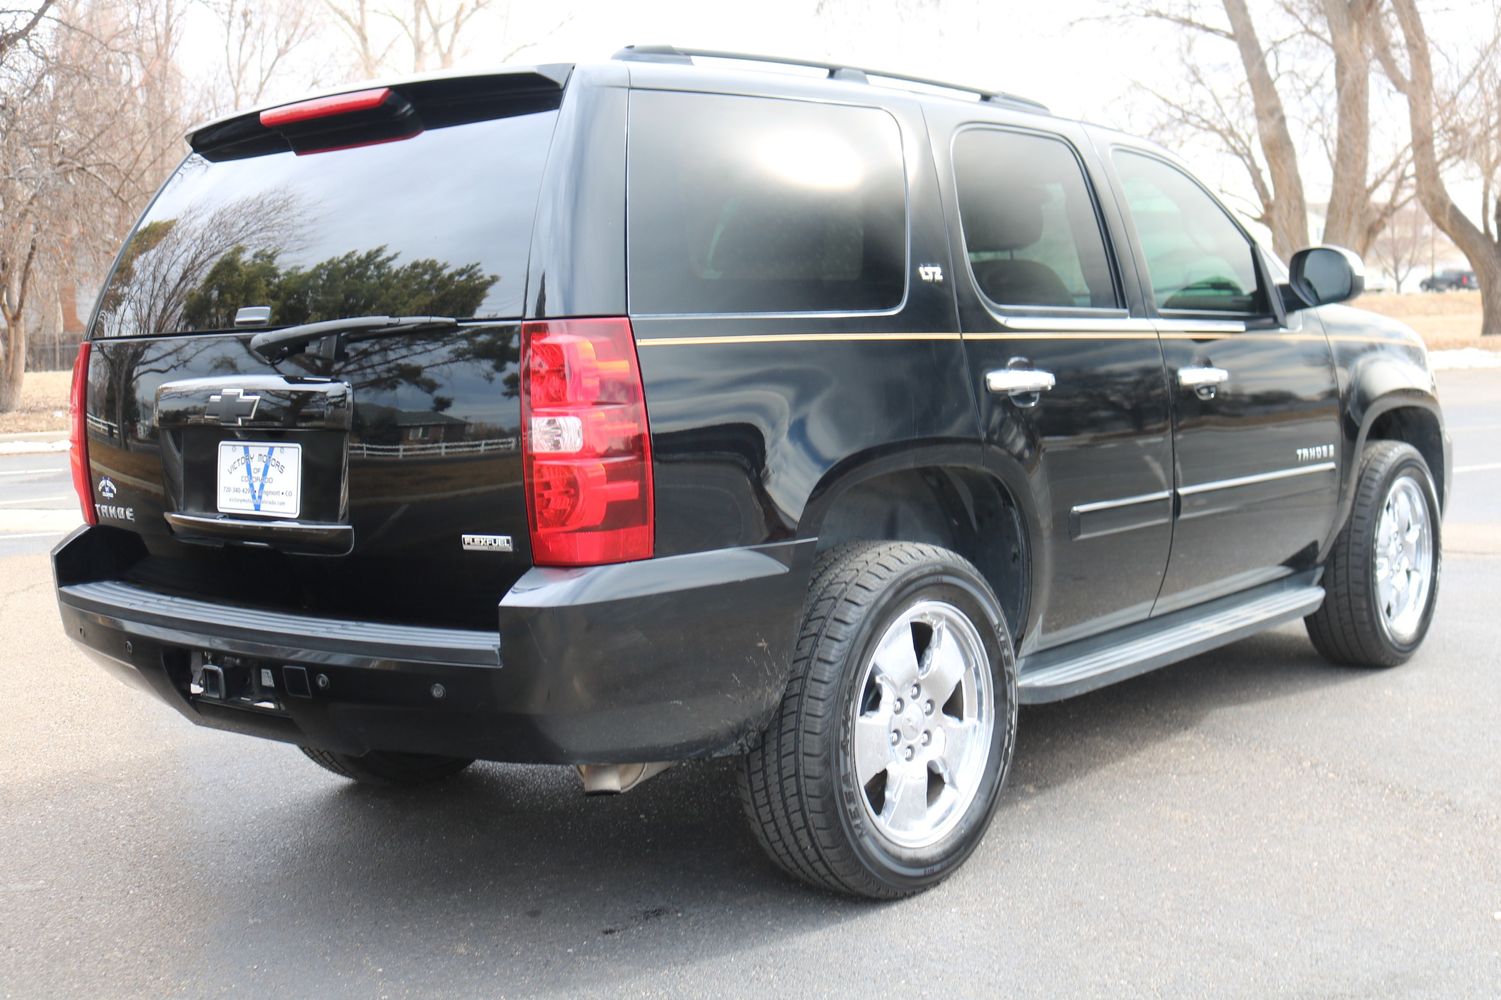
[92,109,557,338]
[627,91,907,315]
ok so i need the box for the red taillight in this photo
[259,87,393,127]
[68,342,97,526]
[520,318,653,566]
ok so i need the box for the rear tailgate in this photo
[78,71,566,629]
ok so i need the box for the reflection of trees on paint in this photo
[93,192,305,339]
[177,246,505,414]
[92,192,513,422]
[180,246,497,329]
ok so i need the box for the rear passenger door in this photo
[937,120,1175,650]
[1106,148,1342,613]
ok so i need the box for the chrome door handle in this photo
[986,368,1056,395]
[1178,365,1229,399]
[1177,366,1230,388]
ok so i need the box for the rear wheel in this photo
[299,746,475,786]
[739,542,1017,898]
[1306,441,1441,667]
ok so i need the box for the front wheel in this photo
[738,542,1017,898]
[1306,441,1441,667]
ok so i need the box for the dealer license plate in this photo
[216,441,302,517]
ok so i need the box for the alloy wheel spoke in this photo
[881,760,930,830]
[871,625,921,689]
[923,621,967,706]
[936,717,975,786]
[853,712,894,786]
[1404,523,1423,564]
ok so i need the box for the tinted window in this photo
[628,92,907,314]
[1113,151,1264,314]
[93,110,557,338]
[953,129,1118,310]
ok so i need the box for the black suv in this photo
[1420,269,1478,291]
[55,47,1449,898]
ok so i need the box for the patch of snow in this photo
[0,509,81,533]
[0,439,68,455]
[1429,348,1501,370]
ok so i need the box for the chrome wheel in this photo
[850,600,994,850]
[1374,475,1434,643]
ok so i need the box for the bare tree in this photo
[322,0,569,78]
[390,0,492,72]
[0,0,51,61]
[1370,199,1432,292]
[207,0,320,110]
[321,0,390,78]
[1122,0,1410,260]
[0,0,201,408]
[1376,0,1501,335]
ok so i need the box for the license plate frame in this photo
[216,441,303,518]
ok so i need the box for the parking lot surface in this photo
[1,372,1497,998]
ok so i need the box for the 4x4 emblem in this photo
[205,388,261,426]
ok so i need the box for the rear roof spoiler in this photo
[188,64,572,159]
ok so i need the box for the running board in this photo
[1017,577,1325,703]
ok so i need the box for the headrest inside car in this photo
[963,182,1047,253]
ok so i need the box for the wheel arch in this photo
[1344,351,1448,516]
[798,444,1037,643]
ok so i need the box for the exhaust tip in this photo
[576,761,674,795]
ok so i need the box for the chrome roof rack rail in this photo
[613,44,1051,114]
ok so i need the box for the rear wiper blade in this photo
[248,315,458,363]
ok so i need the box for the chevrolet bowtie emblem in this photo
[204,388,261,426]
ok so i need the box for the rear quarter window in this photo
[627,91,908,315]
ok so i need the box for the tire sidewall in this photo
[826,558,1017,892]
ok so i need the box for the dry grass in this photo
[0,369,72,435]
[1354,291,1491,349]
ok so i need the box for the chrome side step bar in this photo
[1017,577,1325,704]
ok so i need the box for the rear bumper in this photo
[53,527,813,764]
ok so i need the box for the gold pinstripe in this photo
[634,330,1409,347]
[635,332,962,347]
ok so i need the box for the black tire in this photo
[1306,441,1442,667]
[738,541,1018,898]
[299,746,475,786]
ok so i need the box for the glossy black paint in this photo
[56,525,810,763]
[82,323,529,629]
[1150,317,1342,612]
[57,58,1451,765]
[926,108,1176,650]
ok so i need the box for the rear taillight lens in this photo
[68,342,97,526]
[520,318,653,565]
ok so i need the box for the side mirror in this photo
[1284,245,1365,311]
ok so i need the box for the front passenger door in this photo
[1109,149,1342,614]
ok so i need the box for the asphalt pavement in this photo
[0,373,1498,998]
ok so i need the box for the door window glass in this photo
[1113,151,1265,314]
[952,129,1118,310]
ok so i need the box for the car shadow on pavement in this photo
[222,624,1366,994]
[1006,625,1365,799]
